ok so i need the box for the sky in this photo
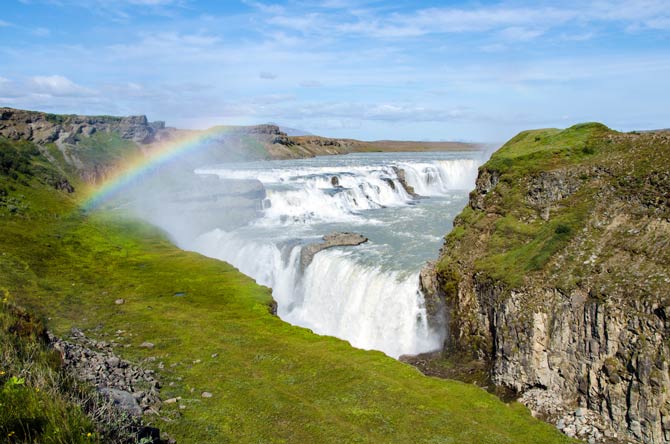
[1,0,669,142]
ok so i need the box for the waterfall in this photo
[398,159,480,196]
[188,154,480,358]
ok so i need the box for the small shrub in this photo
[554,224,571,235]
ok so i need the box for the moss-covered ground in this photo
[0,136,575,443]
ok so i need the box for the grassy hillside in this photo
[437,123,669,291]
[426,125,670,443]
[0,136,574,443]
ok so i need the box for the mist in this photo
[105,129,486,358]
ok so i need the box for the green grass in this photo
[437,123,612,287]
[485,122,610,175]
[69,132,140,167]
[472,193,592,287]
[0,136,575,443]
[436,122,670,295]
[0,301,100,444]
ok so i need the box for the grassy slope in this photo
[437,123,670,294]
[0,137,574,443]
[0,301,100,444]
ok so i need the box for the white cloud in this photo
[498,27,545,41]
[22,0,186,21]
[33,27,51,36]
[259,71,278,80]
[300,80,323,87]
[30,75,96,97]
[257,1,670,40]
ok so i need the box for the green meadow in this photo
[0,136,574,443]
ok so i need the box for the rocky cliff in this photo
[0,108,309,182]
[422,123,670,443]
[0,107,164,145]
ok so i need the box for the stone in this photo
[300,232,368,269]
[99,388,143,417]
[391,166,419,197]
[201,391,213,398]
[164,398,178,404]
[115,299,125,305]
[136,426,161,444]
[139,342,155,349]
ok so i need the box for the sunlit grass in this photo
[0,136,575,443]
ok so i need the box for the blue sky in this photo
[1,0,669,142]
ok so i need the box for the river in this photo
[183,151,483,358]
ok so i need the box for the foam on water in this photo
[187,152,482,358]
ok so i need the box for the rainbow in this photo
[82,126,236,209]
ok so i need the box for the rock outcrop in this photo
[423,124,670,443]
[300,232,368,269]
[0,107,162,145]
[392,166,419,197]
[50,327,163,417]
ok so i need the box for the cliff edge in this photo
[422,123,670,443]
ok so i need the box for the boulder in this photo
[99,388,143,417]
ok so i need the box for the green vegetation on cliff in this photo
[437,123,669,291]
[0,133,575,443]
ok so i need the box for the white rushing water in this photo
[188,152,482,358]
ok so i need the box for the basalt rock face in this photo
[0,107,161,145]
[424,124,670,443]
[392,166,419,198]
[0,107,165,184]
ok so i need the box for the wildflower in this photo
[8,431,15,437]
[86,432,92,437]
[0,371,5,376]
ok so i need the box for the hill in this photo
[420,123,670,443]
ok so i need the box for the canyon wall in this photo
[423,124,670,443]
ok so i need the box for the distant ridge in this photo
[270,124,313,137]
[0,107,483,183]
